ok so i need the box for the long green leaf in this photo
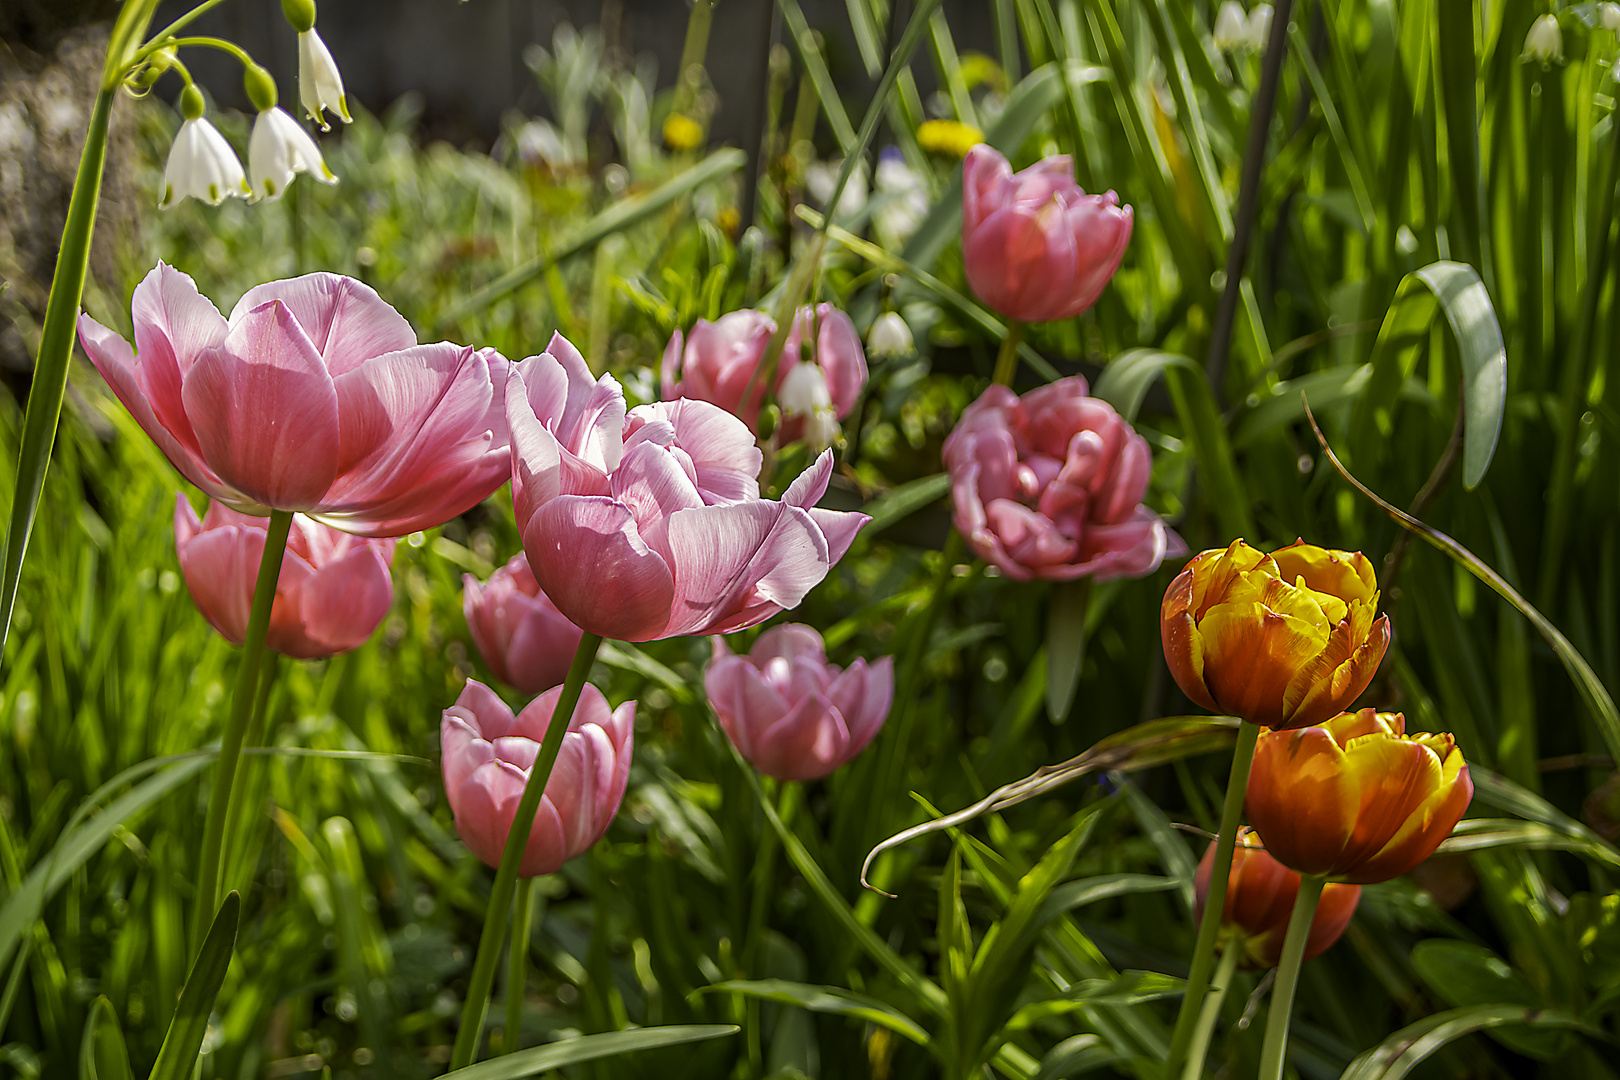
[704,980,932,1046]
[78,996,133,1080]
[1338,1006,1596,1080]
[862,473,952,536]
[148,892,240,1080]
[1438,819,1620,869]
[1092,348,1203,422]
[438,148,746,326]
[440,1026,738,1079]
[776,0,858,153]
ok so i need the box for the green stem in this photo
[990,320,1025,386]
[191,509,293,956]
[450,631,605,1070]
[1181,940,1241,1080]
[220,652,281,893]
[504,876,536,1054]
[1257,874,1325,1080]
[673,0,717,118]
[0,86,114,660]
[1163,720,1259,1080]
[136,0,237,62]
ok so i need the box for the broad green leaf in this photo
[440,1026,739,1079]
[78,996,133,1080]
[704,980,931,1046]
[1092,348,1203,422]
[1338,1005,1595,1080]
[148,892,240,1080]
[1236,366,1372,447]
[1410,941,1564,1058]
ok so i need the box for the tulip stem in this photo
[504,875,536,1054]
[450,631,605,1070]
[220,652,281,894]
[191,508,292,958]
[1257,873,1325,1080]
[1163,719,1258,1080]
[1181,940,1240,1080]
[990,320,1025,386]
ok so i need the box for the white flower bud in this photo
[1601,4,1620,32]
[778,363,841,450]
[1213,2,1251,51]
[866,312,914,358]
[249,106,337,199]
[1247,4,1274,48]
[161,115,250,209]
[1523,15,1563,64]
[298,29,351,130]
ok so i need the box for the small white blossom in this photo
[1213,2,1251,50]
[805,158,867,224]
[161,116,250,209]
[867,312,914,358]
[1601,4,1620,32]
[249,106,336,199]
[874,149,927,247]
[1248,4,1274,48]
[778,364,841,450]
[298,29,351,130]
[1523,15,1563,64]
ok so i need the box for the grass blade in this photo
[148,892,240,1080]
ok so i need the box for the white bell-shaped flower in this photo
[1213,2,1251,50]
[867,312,914,358]
[778,363,842,450]
[1602,3,1620,31]
[161,87,249,209]
[1523,15,1563,64]
[298,29,351,130]
[1247,4,1274,48]
[249,106,337,199]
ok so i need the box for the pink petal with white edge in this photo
[610,440,706,558]
[963,145,1013,232]
[664,501,830,637]
[632,398,762,502]
[451,679,518,739]
[525,495,676,641]
[230,272,416,376]
[440,711,495,803]
[182,300,342,510]
[827,655,894,752]
[130,263,230,454]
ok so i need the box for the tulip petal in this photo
[183,300,342,509]
[664,501,831,637]
[753,694,849,781]
[131,263,230,453]
[1333,734,1446,874]
[610,439,706,557]
[451,679,518,738]
[1245,726,1359,877]
[525,495,676,641]
[631,398,762,502]
[1345,750,1471,884]
[230,272,415,376]
[291,542,393,657]
[962,144,1013,232]
[175,515,259,645]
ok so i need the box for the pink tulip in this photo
[508,332,869,642]
[174,495,396,658]
[706,624,893,781]
[660,304,867,442]
[961,145,1133,324]
[942,378,1184,581]
[441,679,634,877]
[79,263,511,537]
[463,554,584,694]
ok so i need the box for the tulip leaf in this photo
[1438,818,1620,870]
[1469,766,1620,866]
[1033,1034,1127,1080]
[148,891,239,1080]
[1007,970,1185,1031]
[78,996,133,1080]
[1338,1005,1597,1080]
[439,1026,739,1079]
[1092,348,1203,422]
[1410,941,1565,1059]
[1046,578,1090,723]
[1032,874,1179,928]
[861,472,953,536]
[702,980,931,1046]
[1349,261,1506,489]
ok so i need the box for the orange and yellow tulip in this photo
[1244,709,1473,884]
[1161,539,1391,729]
[1194,828,1361,968]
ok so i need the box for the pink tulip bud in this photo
[80,264,511,536]
[174,495,395,658]
[463,554,584,694]
[661,304,867,442]
[942,378,1184,581]
[441,679,634,877]
[508,332,868,642]
[961,145,1133,324]
[706,624,893,781]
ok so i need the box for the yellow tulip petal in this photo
[1198,601,1328,726]
[1271,541,1379,605]
[1246,727,1358,876]
[1345,745,1472,884]
[1335,734,1445,872]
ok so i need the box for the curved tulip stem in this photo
[504,875,536,1054]
[990,320,1025,386]
[220,653,281,894]
[450,631,605,1070]
[1257,873,1325,1080]
[1181,940,1240,1080]
[192,508,293,958]
[1163,719,1259,1079]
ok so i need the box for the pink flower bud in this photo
[463,554,584,694]
[174,495,395,658]
[441,679,634,877]
[705,624,893,781]
[961,145,1132,324]
[661,304,867,441]
[942,378,1184,581]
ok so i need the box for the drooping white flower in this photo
[805,157,868,224]
[1247,4,1274,48]
[1600,3,1620,32]
[161,87,249,209]
[778,363,842,450]
[1213,2,1251,50]
[867,312,914,358]
[298,28,351,130]
[1523,15,1563,64]
[249,106,336,199]
[873,148,927,247]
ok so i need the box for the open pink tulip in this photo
[707,624,893,781]
[943,378,1184,581]
[175,495,395,658]
[441,679,634,877]
[962,145,1132,324]
[508,332,868,642]
[660,304,867,442]
[79,263,511,536]
[464,553,584,694]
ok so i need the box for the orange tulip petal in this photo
[1164,611,1218,712]
[1335,734,1445,872]
[1198,600,1327,726]
[1345,750,1472,884]
[1246,727,1358,876]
